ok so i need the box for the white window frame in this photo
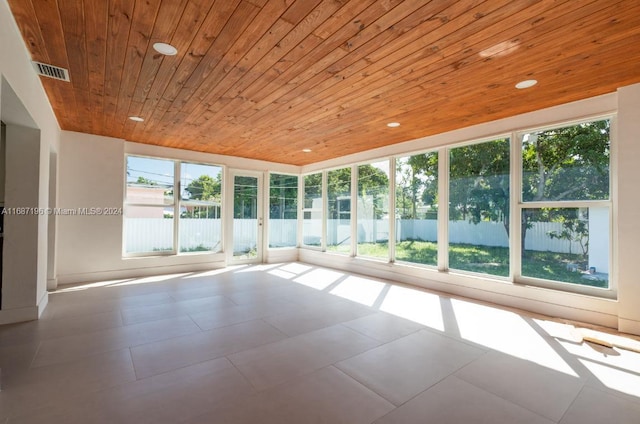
[513,115,615,298]
[300,172,324,250]
[267,172,299,250]
[325,166,353,256]
[444,135,512,281]
[353,158,393,263]
[123,155,224,257]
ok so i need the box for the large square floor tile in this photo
[229,324,380,390]
[130,319,286,378]
[337,329,486,405]
[455,350,586,421]
[374,376,554,424]
[184,366,394,424]
[559,386,640,424]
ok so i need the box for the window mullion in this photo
[511,132,522,282]
[351,165,357,257]
[437,147,448,272]
[321,171,327,252]
[388,157,396,263]
[173,161,180,254]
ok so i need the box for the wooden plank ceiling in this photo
[7,0,640,165]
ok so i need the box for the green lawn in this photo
[356,240,607,288]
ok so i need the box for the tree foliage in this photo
[449,139,510,233]
[270,174,298,219]
[357,164,389,219]
[522,120,609,202]
[184,174,221,201]
[396,153,438,219]
[136,176,157,186]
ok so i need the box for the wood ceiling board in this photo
[7,0,640,166]
[246,0,592,132]
[198,0,530,145]
[222,0,633,152]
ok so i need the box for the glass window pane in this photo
[395,153,438,266]
[179,162,222,253]
[449,139,510,276]
[178,204,221,253]
[303,173,322,247]
[126,156,174,205]
[522,119,610,202]
[522,207,609,288]
[327,168,351,254]
[357,161,390,259]
[233,176,259,258]
[269,174,298,248]
[180,162,222,202]
[124,206,174,254]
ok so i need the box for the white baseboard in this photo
[37,290,49,318]
[0,305,38,324]
[619,318,640,336]
[47,278,58,290]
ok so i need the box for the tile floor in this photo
[1,262,639,423]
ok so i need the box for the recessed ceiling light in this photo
[387,122,400,128]
[153,42,178,56]
[515,79,537,89]
[302,148,312,153]
[128,116,144,122]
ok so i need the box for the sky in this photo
[127,156,222,197]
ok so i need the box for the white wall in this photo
[56,131,300,284]
[0,0,60,324]
[616,83,640,335]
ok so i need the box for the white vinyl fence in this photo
[127,218,590,255]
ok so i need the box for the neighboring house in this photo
[126,184,168,218]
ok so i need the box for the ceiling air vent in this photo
[32,61,70,82]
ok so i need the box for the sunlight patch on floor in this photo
[236,263,281,272]
[183,267,241,279]
[579,358,640,398]
[451,299,578,376]
[532,318,582,343]
[279,263,314,275]
[108,273,192,286]
[329,276,385,307]
[293,268,344,290]
[268,268,298,279]
[53,278,137,293]
[379,286,444,331]
[558,339,640,375]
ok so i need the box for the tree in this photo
[395,153,438,219]
[444,120,609,257]
[327,168,351,219]
[521,120,609,255]
[269,174,298,219]
[449,139,510,234]
[233,176,257,219]
[184,174,221,201]
[135,176,156,185]
[183,174,221,219]
[357,164,389,219]
[546,208,589,257]
[522,120,609,202]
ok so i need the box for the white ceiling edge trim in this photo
[124,136,301,174]
[301,91,618,173]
